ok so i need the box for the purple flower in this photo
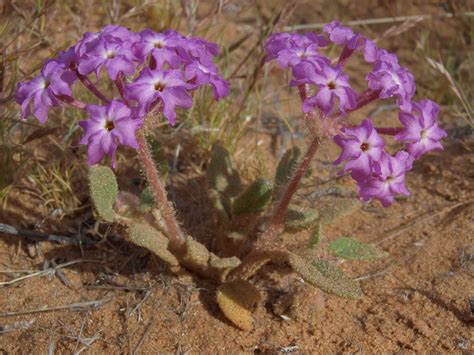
[395,99,447,159]
[265,32,329,68]
[124,68,192,125]
[367,61,415,112]
[132,29,184,68]
[334,119,385,181]
[265,32,293,61]
[185,36,220,66]
[185,62,229,100]
[79,100,142,167]
[15,60,76,123]
[75,25,137,58]
[77,39,135,80]
[358,151,411,207]
[363,40,398,64]
[291,62,357,115]
[323,21,355,46]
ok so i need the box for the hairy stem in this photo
[76,71,110,103]
[343,124,403,136]
[57,95,87,110]
[136,129,185,248]
[259,136,321,244]
[330,89,382,121]
[114,74,128,103]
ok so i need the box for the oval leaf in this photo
[128,222,179,268]
[274,146,301,189]
[89,165,118,223]
[207,143,241,196]
[232,178,273,215]
[216,279,261,331]
[288,254,362,299]
[284,205,318,232]
[329,237,388,260]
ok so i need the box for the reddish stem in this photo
[374,126,403,135]
[57,95,87,110]
[114,74,128,103]
[136,129,185,248]
[337,45,354,67]
[342,124,403,136]
[298,84,307,100]
[330,89,382,121]
[75,71,110,103]
[259,136,321,244]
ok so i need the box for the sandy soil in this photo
[0,1,473,353]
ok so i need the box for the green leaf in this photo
[312,259,362,299]
[309,223,322,249]
[232,249,361,300]
[274,146,301,189]
[232,178,273,214]
[284,205,319,232]
[89,165,118,223]
[207,143,241,196]
[147,135,169,177]
[329,237,388,260]
[137,186,155,213]
[288,253,362,299]
[287,254,362,299]
[128,222,179,268]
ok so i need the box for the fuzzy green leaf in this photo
[207,143,241,196]
[275,146,301,189]
[232,178,273,214]
[309,223,322,249]
[89,165,118,223]
[285,205,319,232]
[329,237,388,260]
[288,254,361,299]
[128,222,179,267]
[137,186,155,213]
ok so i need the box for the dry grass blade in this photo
[0,318,35,334]
[425,56,473,125]
[374,201,474,247]
[283,11,474,30]
[0,298,112,317]
[0,259,103,287]
[377,15,425,41]
[0,222,95,245]
[132,316,157,355]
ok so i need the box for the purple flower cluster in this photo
[15,25,229,167]
[265,21,447,207]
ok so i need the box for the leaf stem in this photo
[136,128,185,248]
[75,71,111,104]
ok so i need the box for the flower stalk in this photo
[76,71,111,103]
[259,136,321,245]
[136,126,185,249]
